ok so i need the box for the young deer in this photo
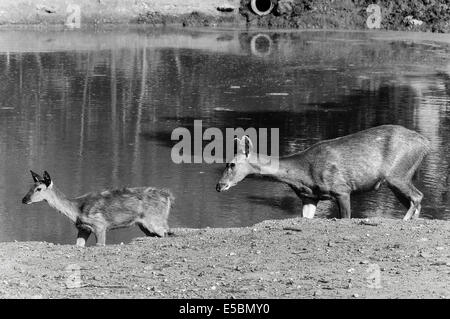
[216,125,431,220]
[22,171,173,246]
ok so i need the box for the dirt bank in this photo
[0,217,449,298]
[241,0,450,33]
[0,0,449,32]
[0,0,242,26]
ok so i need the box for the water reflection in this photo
[0,28,449,244]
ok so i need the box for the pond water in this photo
[0,27,449,244]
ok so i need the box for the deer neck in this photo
[248,153,299,185]
[44,186,80,223]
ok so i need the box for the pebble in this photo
[360,260,369,264]
[420,252,432,258]
[353,293,359,298]
[430,261,448,266]
[313,290,322,296]
[343,235,359,241]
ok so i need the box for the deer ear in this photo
[233,137,242,155]
[43,171,52,187]
[30,170,42,183]
[242,135,254,157]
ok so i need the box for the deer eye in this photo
[36,188,42,192]
[230,163,236,168]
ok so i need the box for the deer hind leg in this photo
[387,150,426,221]
[302,198,319,219]
[76,228,91,247]
[386,178,423,221]
[406,184,423,220]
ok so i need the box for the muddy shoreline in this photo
[1,217,449,298]
[0,1,449,32]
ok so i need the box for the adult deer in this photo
[22,171,173,246]
[216,125,431,220]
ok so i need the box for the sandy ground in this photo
[0,217,449,299]
[0,0,240,25]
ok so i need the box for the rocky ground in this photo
[240,0,450,33]
[0,0,242,26]
[0,217,449,298]
[0,0,449,32]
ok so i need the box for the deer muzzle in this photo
[22,196,31,204]
[216,182,230,192]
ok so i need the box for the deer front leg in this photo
[94,228,106,246]
[336,193,351,218]
[302,198,319,219]
[76,228,91,247]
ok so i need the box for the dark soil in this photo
[0,0,448,32]
[135,11,240,27]
[240,0,450,33]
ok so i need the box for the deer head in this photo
[216,136,256,192]
[22,170,53,204]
